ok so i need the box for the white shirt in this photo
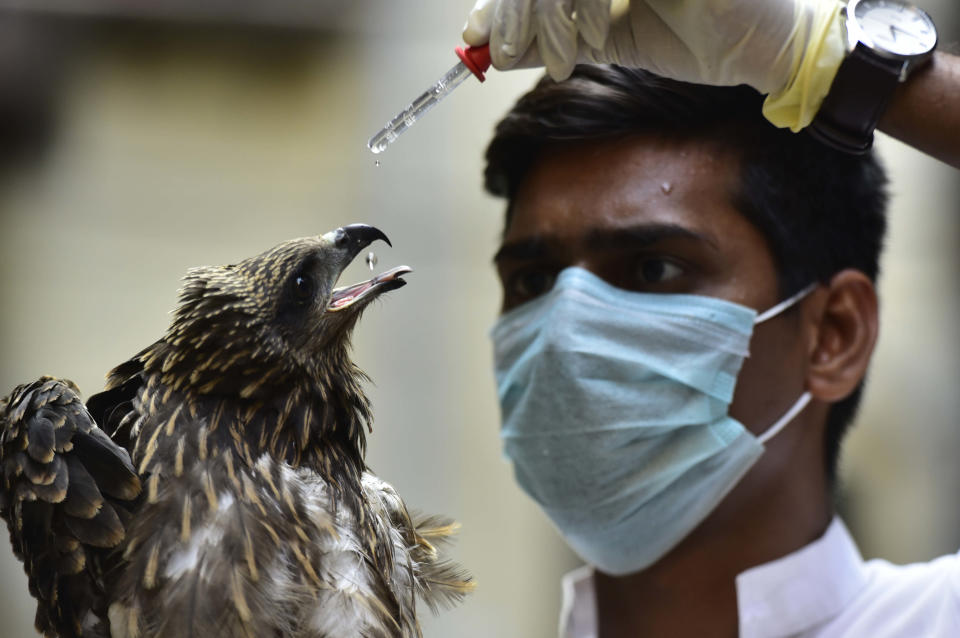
[559,518,960,638]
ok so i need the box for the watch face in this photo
[852,0,938,57]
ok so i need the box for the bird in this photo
[0,224,473,638]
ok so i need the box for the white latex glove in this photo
[463,0,847,131]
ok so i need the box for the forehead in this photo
[507,135,751,242]
[501,135,780,306]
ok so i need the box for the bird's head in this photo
[150,224,410,398]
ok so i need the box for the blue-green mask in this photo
[491,267,813,575]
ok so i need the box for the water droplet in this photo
[366,252,378,270]
[374,159,380,167]
[660,182,673,194]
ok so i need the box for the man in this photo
[475,8,960,637]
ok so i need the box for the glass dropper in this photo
[367,45,492,154]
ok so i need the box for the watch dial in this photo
[855,0,937,56]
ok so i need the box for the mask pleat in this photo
[489,266,806,575]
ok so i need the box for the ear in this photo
[805,269,879,402]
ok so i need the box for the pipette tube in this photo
[367,45,491,154]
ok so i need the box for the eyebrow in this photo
[584,223,717,251]
[493,236,550,263]
[493,223,717,263]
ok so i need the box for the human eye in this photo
[501,267,557,309]
[635,257,684,285]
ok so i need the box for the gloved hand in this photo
[462,0,847,131]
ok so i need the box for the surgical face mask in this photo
[490,267,814,576]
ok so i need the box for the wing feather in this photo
[1,376,142,638]
[62,455,105,518]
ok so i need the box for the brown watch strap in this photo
[807,43,905,154]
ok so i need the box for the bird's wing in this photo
[1,377,142,638]
[86,354,147,451]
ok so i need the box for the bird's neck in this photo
[242,378,369,472]
[135,370,372,501]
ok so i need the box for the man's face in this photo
[494,134,810,451]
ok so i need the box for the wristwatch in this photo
[808,0,937,154]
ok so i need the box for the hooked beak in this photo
[324,224,412,312]
[327,223,392,251]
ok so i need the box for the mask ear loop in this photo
[757,391,812,445]
[755,283,818,324]
[753,283,817,445]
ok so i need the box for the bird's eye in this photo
[292,272,315,304]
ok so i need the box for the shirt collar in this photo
[560,565,597,638]
[560,518,868,638]
[736,517,869,638]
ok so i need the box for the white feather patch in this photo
[163,491,234,580]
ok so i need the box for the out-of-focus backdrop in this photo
[0,2,957,636]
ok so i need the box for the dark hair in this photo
[484,65,888,483]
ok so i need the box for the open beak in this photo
[328,265,413,312]
[320,224,411,313]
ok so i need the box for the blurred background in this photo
[0,2,957,636]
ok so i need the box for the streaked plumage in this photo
[1,224,473,638]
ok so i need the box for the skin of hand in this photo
[494,134,879,636]
[880,51,960,169]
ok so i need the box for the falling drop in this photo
[660,182,673,194]
[374,159,381,167]
[366,252,378,270]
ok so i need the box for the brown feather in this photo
[3,230,470,638]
